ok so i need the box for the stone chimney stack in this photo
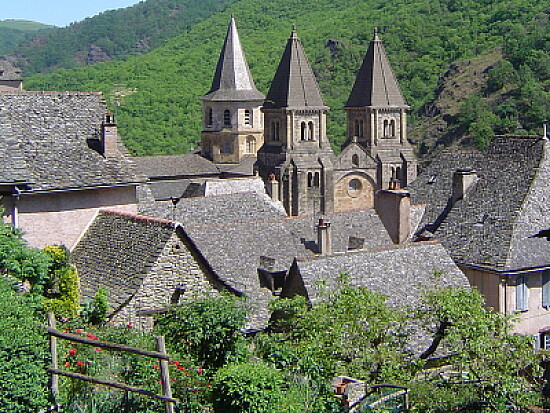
[375,189,411,244]
[101,113,118,157]
[267,173,280,202]
[317,218,332,255]
[451,169,477,203]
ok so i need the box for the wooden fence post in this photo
[47,313,59,400]
[156,336,175,413]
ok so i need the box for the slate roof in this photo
[71,210,177,312]
[0,137,31,185]
[290,241,468,307]
[133,153,220,179]
[346,30,407,108]
[201,17,265,102]
[0,60,22,81]
[0,91,139,192]
[139,191,287,226]
[263,27,327,110]
[409,135,550,272]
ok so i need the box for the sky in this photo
[0,0,143,27]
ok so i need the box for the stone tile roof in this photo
[0,137,31,185]
[133,153,220,179]
[409,136,550,271]
[0,60,22,81]
[0,91,139,192]
[71,210,177,312]
[291,241,468,307]
[139,191,287,226]
[201,17,265,102]
[217,155,257,176]
[263,28,327,110]
[346,30,407,108]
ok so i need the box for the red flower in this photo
[69,348,77,356]
[177,366,185,371]
[191,388,199,393]
[77,361,83,366]
[126,322,133,328]
[75,329,82,333]
[65,362,71,368]
[197,367,203,374]
[86,333,99,340]
[153,364,159,369]
[95,347,101,351]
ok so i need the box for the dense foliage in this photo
[6,0,238,75]
[24,0,549,156]
[0,20,53,55]
[0,277,50,412]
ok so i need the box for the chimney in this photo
[267,173,280,202]
[451,169,477,203]
[375,189,411,244]
[101,113,118,157]
[317,218,332,255]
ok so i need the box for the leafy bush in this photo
[80,287,109,324]
[0,277,50,412]
[155,295,248,370]
[211,362,282,413]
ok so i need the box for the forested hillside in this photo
[0,20,54,55]
[25,0,549,156]
[5,0,238,74]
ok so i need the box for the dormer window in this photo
[223,110,231,126]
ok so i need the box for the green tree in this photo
[154,294,248,370]
[0,277,50,412]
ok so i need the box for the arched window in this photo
[314,172,320,187]
[307,172,313,187]
[207,108,213,127]
[301,122,307,141]
[223,109,231,126]
[272,121,280,141]
[355,119,364,138]
[352,154,359,167]
[390,119,396,137]
[245,136,256,154]
[383,120,389,137]
[395,166,402,183]
[308,121,314,141]
[244,109,251,126]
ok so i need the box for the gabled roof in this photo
[409,136,550,272]
[290,241,468,306]
[346,29,407,108]
[0,91,140,192]
[133,153,220,179]
[263,27,327,110]
[0,60,22,81]
[139,191,287,226]
[71,210,177,312]
[201,17,265,102]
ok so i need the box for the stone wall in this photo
[112,231,222,330]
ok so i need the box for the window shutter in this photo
[542,270,550,307]
[516,276,528,312]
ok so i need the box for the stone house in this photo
[409,135,550,342]
[71,210,231,329]
[0,91,141,248]
[0,60,23,91]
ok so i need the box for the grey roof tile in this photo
[0,91,139,191]
[201,17,265,102]
[133,153,220,179]
[409,136,550,271]
[346,30,407,108]
[264,28,327,109]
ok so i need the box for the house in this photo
[71,210,231,329]
[408,134,550,341]
[0,91,142,248]
[0,60,23,91]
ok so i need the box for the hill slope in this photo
[0,20,54,55]
[5,0,238,74]
[25,0,549,156]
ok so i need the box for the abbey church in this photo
[199,18,417,216]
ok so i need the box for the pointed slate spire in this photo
[346,28,407,108]
[264,26,327,109]
[202,17,264,101]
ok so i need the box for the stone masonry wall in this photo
[112,232,221,330]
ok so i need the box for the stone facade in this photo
[112,231,222,330]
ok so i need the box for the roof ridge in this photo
[0,90,103,96]
[99,209,176,228]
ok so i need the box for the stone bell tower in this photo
[200,17,265,164]
[257,26,336,216]
[343,29,416,189]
